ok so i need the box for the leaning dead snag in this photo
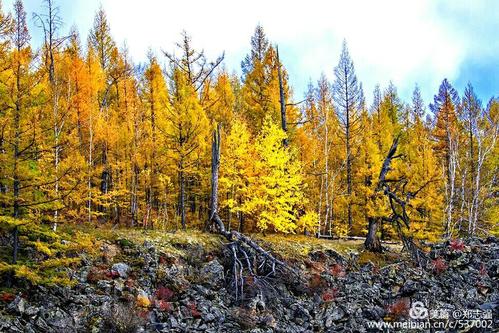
[208,124,298,302]
[365,136,429,267]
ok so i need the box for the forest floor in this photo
[0,226,497,332]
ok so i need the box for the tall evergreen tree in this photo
[370,84,382,116]
[88,7,117,218]
[165,68,209,230]
[88,6,115,72]
[3,0,38,269]
[241,24,269,78]
[332,40,362,232]
[460,83,481,233]
[411,84,425,120]
[430,78,460,237]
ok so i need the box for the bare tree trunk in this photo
[445,134,458,238]
[88,112,93,224]
[317,173,324,236]
[238,198,244,233]
[227,191,232,230]
[323,95,330,236]
[209,124,222,225]
[0,134,6,208]
[470,120,497,235]
[131,165,138,227]
[12,45,21,267]
[346,100,352,232]
[365,217,382,252]
[179,166,186,230]
[365,137,428,266]
[276,46,288,147]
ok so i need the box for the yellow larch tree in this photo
[139,53,170,228]
[245,116,304,233]
[219,117,254,232]
[202,70,235,128]
[165,68,209,230]
[402,116,444,242]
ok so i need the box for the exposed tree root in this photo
[208,125,301,302]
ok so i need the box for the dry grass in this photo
[61,225,402,267]
[251,234,362,260]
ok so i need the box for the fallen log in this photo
[317,233,400,245]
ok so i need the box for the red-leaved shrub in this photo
[321,288,338,302]
[305,260,326,273]
[0,292,15,302]
[479,263,488,277]
[87,265,111,283]
[137,310,150,320]
[387,298,410,319]
[156,300,173,312]
[188,301,201,318]
[155,286,174,301]
[105,270,120,279]
[449,239,465,252]
[244,275,255,286]
[308,273,327,290]
[431,257,448,274]
[330,263,346,277]
[125,278,136,288]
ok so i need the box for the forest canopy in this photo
[0,0,497,247]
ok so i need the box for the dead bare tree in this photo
[33,0,74,231]
[208,124,299,302]
[276,46,287,147]
[365,136,429,267]
[163,31,224,93]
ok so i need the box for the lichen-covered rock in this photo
[0,237,497,332]
[6,295,25,315]
[200,259,224,287]
[111,262,130,278]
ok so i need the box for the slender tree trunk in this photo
[227,191,232,230]
[209,124,221,224]
[149,81,157,215]
[324,105,330,235]
[365,217,382,252]
[130,84,139,227]
[238,197,244,233]
[317,173,324,236]
[445,133,457,238]
[51,83,60,231]
[277,46,288,146]
[0,134,6,208]
[46,0,61,232]
[345,78,352,232]
[88,111,93,223]
[12,53,22,269]
[467,119,475,235]
[131,165,138,227]
[179,166,186,230]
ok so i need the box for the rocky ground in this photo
[0,232,497,332]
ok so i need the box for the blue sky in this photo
[3,0,498,107]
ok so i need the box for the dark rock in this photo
[111,262,131,278]
[200,259,224,287]
[7,295,26,314]
[1,237,497,332]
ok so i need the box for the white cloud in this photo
[9,0,495,104]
